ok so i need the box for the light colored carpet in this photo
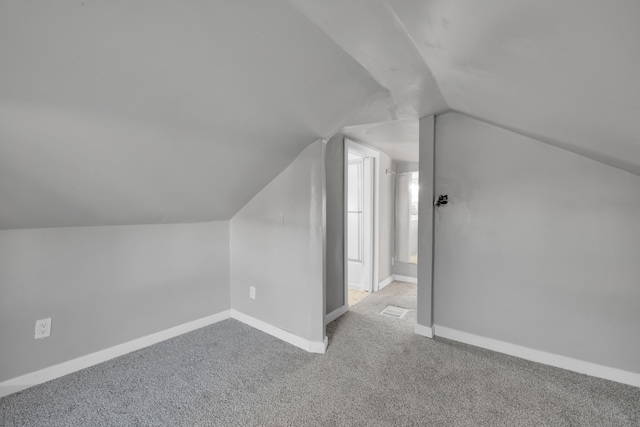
[1,281,639,426]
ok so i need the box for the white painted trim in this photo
[394,274,417,284]
[343,137,349,325]
[0,309,332,399]
[372,150,380,294]
[325,304,348,324]
[0,310,232,398]
[347,282,368,291]
[310,336,330,353]
[346,139,380,294]
[231,309,327,354]
[378,274,418,291]
[435,325,640,388]
[378,274,395,290]
[414,323,434,338]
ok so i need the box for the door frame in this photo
[344,139,380,303]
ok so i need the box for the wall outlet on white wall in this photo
[249,286,256,299]
[35,318,52,339]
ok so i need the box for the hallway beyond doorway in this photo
[347,288,369,307]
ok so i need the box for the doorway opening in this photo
[345,140,379,307]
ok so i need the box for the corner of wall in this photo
[416,115,435,327]
[229,140,326,346]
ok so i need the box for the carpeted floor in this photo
[1,281,639,426]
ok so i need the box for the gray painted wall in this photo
[378,150,395,283]
[433,112,640,373]
[393,261,417,279]
[230,140,325,343]
[0,221,230,382]
[325,135,345,314]
[396,162,419,173]
[416,115,435,327]
[393,161,419,279]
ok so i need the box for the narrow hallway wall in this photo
[416,115,435,330]
[325,135,345,315]
[393,161,419,280]
[378,150,395,285]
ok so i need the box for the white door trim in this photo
[345,139,380,294]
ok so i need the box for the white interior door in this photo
[347,150,373,291]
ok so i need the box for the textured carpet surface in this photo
[1,281,639,426]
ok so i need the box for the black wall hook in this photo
[434,194,448,207]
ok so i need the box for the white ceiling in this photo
[0,1,387,228]
[391,0,640,173]
[2,0,639,229]
[342,120,419,164]
[290,0,448,122]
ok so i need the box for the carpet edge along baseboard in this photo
[434,325,640,388]
[1,309,330,398]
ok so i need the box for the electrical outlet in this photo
[391,257,395,266]
[249,286,256,299]
[35,318,51,339]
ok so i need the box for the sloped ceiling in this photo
[0,1,390,229]
[290,0,448,122]
[2,1,639,229]
[390,0,640,174]
[342,120,419,164]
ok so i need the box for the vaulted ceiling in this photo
[392,0,640,174]
[2,1,639,229]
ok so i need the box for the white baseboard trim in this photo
[325,304,348,324]
[0,310,232,398]
[414,323,434,338]
[394,274,417,284]
[347,282,367,291]
[311,336,330,353]
[231,309,327,354]
[434,325,640,388]
[378,275,395,290]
